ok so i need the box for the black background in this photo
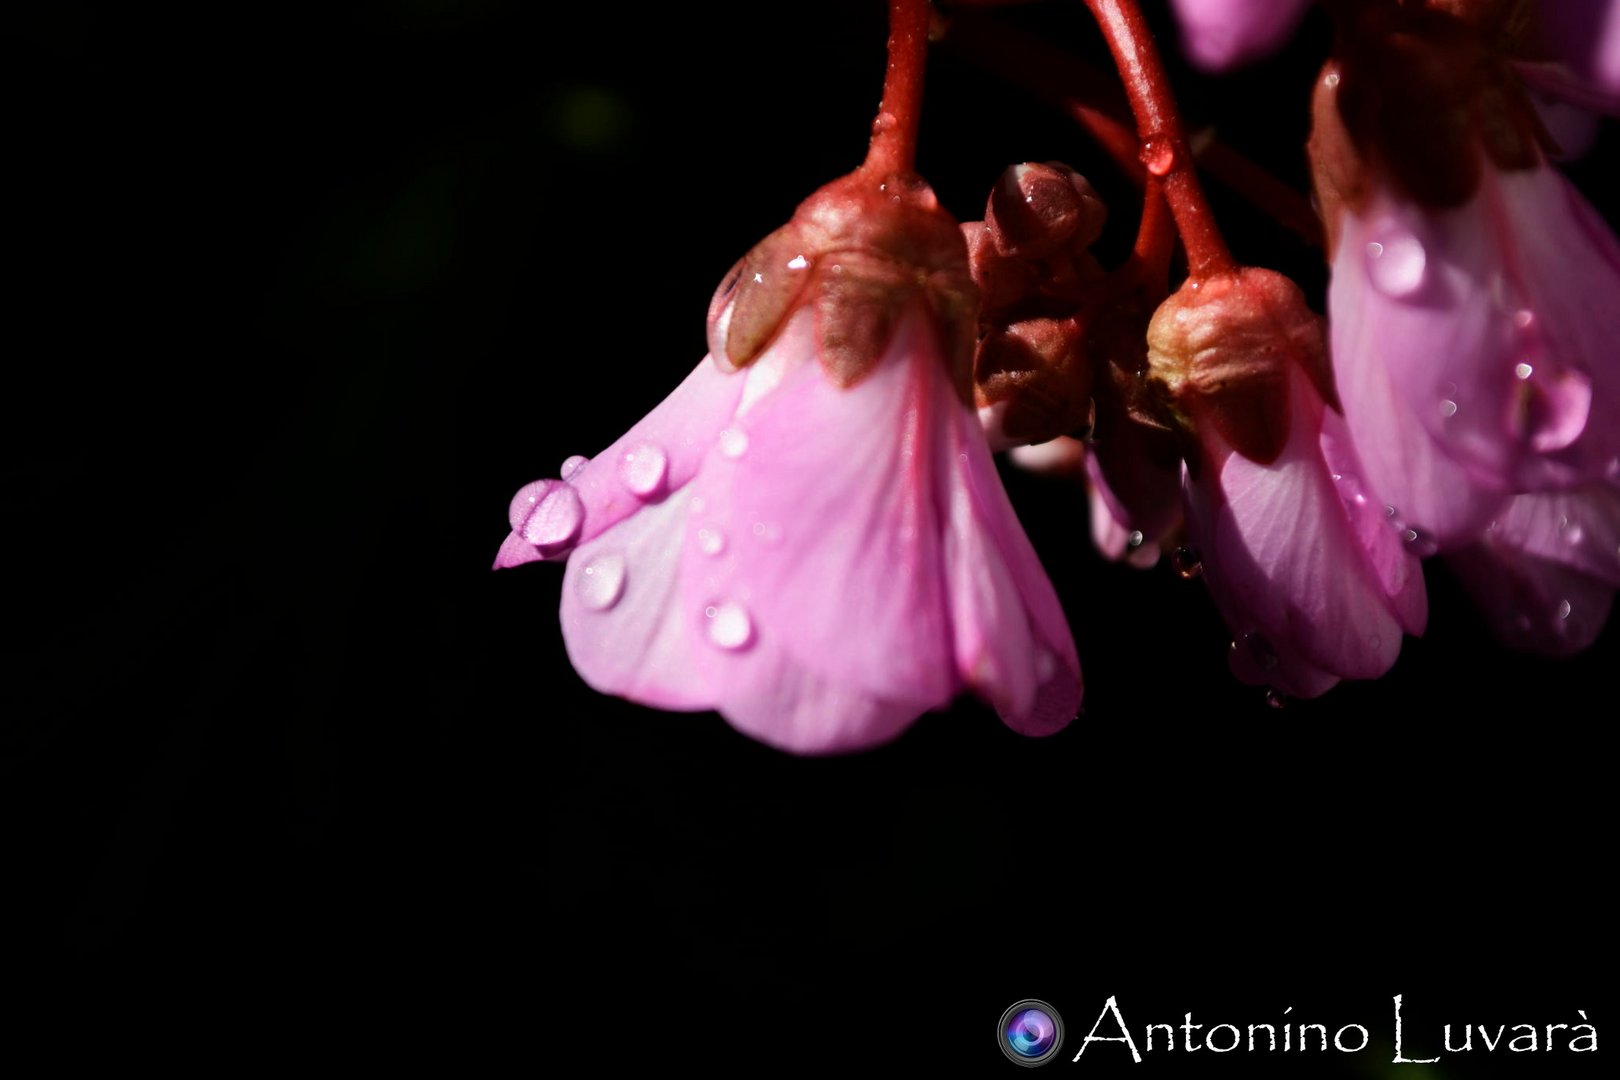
[9,0,1613,1070]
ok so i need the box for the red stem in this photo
[865,0,933,176]
[1080,0,1234,278]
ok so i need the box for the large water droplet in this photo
[576,553,627,611]
[1172,547,1203,580]
[1243,631,1280,672]
[697,526,726,557]
[1364,234,1426,298]
[1515,362,1534,380]
[1440,399,1458,418]
[1557,598,1572,620]
[1265,688,1288,710]
[1141,136,1175,177]
[705,601,754,650]
[1126,529,1145,550]
[560,455,589,480]
[618,442,668,497]
[509,479,584,551]
[718,428,749,459]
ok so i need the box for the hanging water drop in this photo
[1141,135,1175,177]
[705,601,754,650]
[1126,530,1144,550]
[576,553,627,611]
[560,455,590,480]
[1171,547,1203,579]
[1265,688,1288,710]
[1557,599,1572,620]
[509,479,584,551]
[697,527,726,557]
[618,442,668,497]
[1364,233,1427,298]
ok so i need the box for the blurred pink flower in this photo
[1328,163,1620,550]
[1168,0,1313,72]
[496,305,1081,754]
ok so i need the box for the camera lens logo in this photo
[998,999,1064,1066]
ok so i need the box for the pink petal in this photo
[1185,368,1415,695]
[1169,0,1313,71]
[1483,486,1620,588]
[1318,407,1429,635]
[558,484,714,710]
[1330,196,1513,547]
[942,397,1082,736]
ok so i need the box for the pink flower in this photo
[1533,0,1620,111]
[1168,0,1313,72]
[1328,163,1620,550]
[1149,268,1427,698]
[495,175,1081,753]
[1447,485,1620,656]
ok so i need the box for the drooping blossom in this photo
[1532,0,1620,109]
[1310,9,1620,554]
[1147,267,1427,698]
[495,170,1081,754]
[1168,0,1314,72]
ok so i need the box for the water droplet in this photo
[576,553,627,611]
[1559,516,1584,545]
[1402,528,1419,543]
[1324,72,1340,88]
[1557,599,1572,620]
[1368,634,1382,650]
[509,480,584,550]
[1384,504,1398,518]
[787,254,809,270]
[1172,547,1203,579]
[1141,135,1175,176]
[751,520,782,544]
[1515,362,1534,380]
[1331,473,1343,482]
[1034,650,1058,682]
[705,601,754,650]
[618,442,668,497]
[1440,399,1458,418]
[1364,233,1427,298]
[560,455,589,480]
[697,526,726,556]
[1513,308,1535,329]
[718,428,749,459]
[1265,688,1288,710]
[1243,631,1280,672]
[1126,529,1145,549]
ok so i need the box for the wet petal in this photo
[1169,0,1313,71]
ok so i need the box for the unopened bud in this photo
[986,162,1108,260]
[974,316,1092,446]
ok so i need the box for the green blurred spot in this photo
[545,86,631,154]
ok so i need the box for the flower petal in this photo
[1330,198,1512,546]
[1186,369,1411,693]
[1169,0,1313,71]
[558,484,714,710]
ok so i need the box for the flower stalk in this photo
[1081,0,1234,279]
[864,0,934,178]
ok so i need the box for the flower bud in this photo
[985,162,1107,260]
[1145,267,1330,465]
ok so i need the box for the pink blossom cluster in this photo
[494,0,1620,752]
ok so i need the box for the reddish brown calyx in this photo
[1144,268,1330,466]
[706,168,978,398]
[1310,0,1546,222]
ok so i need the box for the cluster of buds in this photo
[494,0,1619,751]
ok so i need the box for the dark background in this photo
[9,0,1612,1069]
